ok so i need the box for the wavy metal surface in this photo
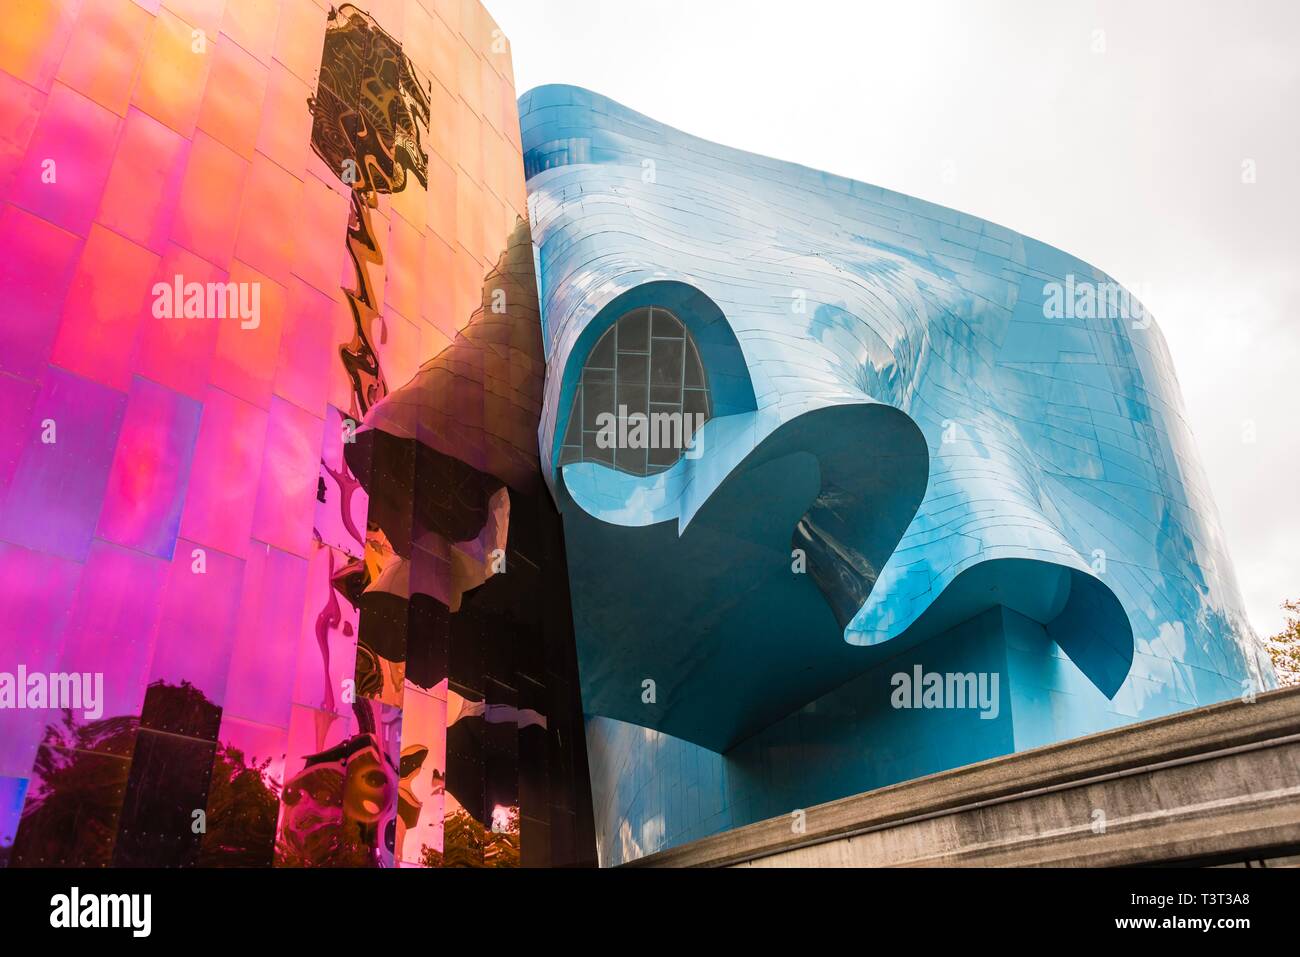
[519,84,1275,863]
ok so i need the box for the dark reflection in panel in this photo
[336,217,597,866]
[196,718,285,868]
[8,740,132,867]
[112,729,216,867]
[7,1,595,871]
[139,678,222,742]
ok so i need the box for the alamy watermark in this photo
[594,406,706,457]
[890,665,1000,720]
[152,274,261,329]
[1042,274,1152,327]
[50,887,151,937]
[0,666,103,720]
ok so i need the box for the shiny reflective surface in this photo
[0,3,1279,872]
[520,84,1276,864]
[0,0,594,868]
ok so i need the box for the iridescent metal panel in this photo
[0,0,594,869]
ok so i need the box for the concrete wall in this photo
[631,684,1300,867]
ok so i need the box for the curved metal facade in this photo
[519,84,1275,864]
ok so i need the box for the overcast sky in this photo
[484,0,1300,639]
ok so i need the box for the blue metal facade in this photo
[519,84,1276,864]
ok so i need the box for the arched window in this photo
[559,307,711,476]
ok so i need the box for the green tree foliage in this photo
[196,743,281,867]
[419,807,520,868]
[1267,599,1300,687]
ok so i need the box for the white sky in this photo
[484,0,1300,638]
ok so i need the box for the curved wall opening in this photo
[558,306,712,476]
[550,281,756,473]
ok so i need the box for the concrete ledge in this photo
[628,684,1300,867]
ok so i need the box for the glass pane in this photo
[651,309,683,339]
[683,388,709,418]
[588,326,616,368]
[617,308,650,353]
[616,352,648,388]
[615,443,647,475]
[650,337,684,388]
[617,382,647,417]
[563,387,582,445]
[648,443,681,469]
[582,431,614,465]
[684,338,706,389]
[562,305,711,477]
[582,381,613,430]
